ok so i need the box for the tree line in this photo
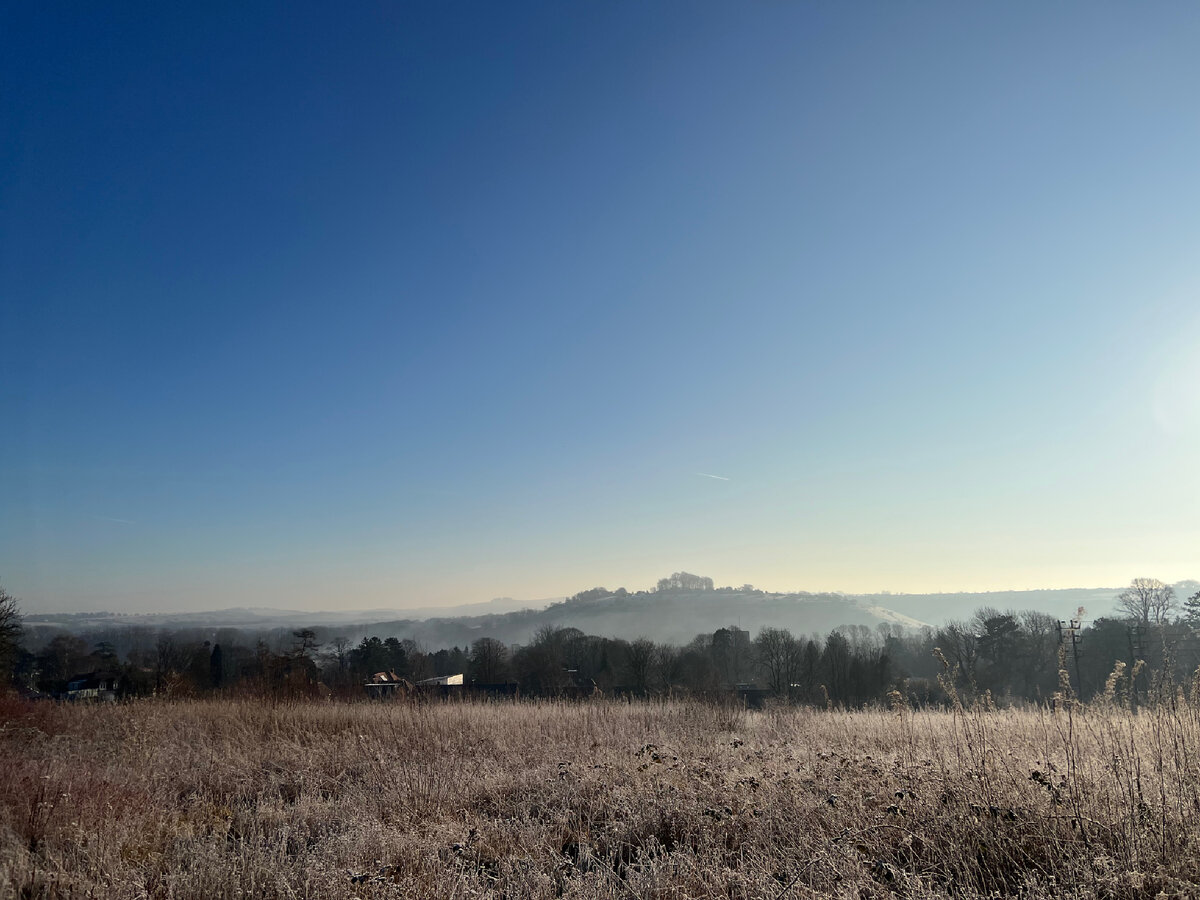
[3,577,1200,707]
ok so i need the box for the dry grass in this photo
[4,695,1200,898]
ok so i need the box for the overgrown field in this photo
[4,696,1200,898]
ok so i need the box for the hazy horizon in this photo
[12,574,1179,618]
[4,3,1198,616]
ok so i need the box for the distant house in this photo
[417,674,464,686]
[365,671,414,700]
[65,671,120,702]
[364,673,465,699]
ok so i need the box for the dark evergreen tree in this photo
[210,643,224,689]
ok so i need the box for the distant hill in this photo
[367,587,928,647]
[21,588,917,646]
[21,595,554,631]
[846,587,1128,627]
[850,582,1198,626]
[23,582,1197,648]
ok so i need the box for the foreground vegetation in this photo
[5,695,1200,898]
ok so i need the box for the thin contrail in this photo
[696,472,731,481]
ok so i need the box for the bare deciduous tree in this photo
[626,638,656,693]
[1117,578,1176,626]
[470,637,510,684]
[934,620,980,693]
[0,584,22,682]
[755,627,801,696]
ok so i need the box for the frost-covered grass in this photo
[4,694,1200,898]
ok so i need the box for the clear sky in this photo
[3,2,1198,613]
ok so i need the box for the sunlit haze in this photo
[3,3,1198,613]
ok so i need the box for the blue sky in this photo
[3,2,1198,613]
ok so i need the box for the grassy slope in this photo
[3,696,1200,898]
